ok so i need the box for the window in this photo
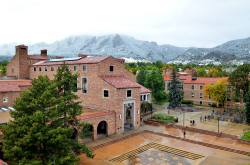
[191,85,194,90]
[34,67,36,71]
[3,97,8,103]
[200,101,203,105]
[45,67,47,71]
[83,65,87,72]
[82,77,88,93]
[51,67,54,71]
[200,86,203,90]
[11,68,14,73]
[39,67,42,71]
[200,93,203,98]
[103,90,109,97]
[74,65,77,71]
[141,95,147,101]
[191,92,195,97]
[109,65,114,72]
[127,89,132,98]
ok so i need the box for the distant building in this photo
[164,68,227,106]
[1,45,151,140]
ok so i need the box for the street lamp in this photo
[217,116,220,134]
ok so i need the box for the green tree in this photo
[229,64,250,101]
[2,66,93,164]
[136,70,147,86]
[245,89,250,124]
[168,68,183,108]
[144,70,167,103]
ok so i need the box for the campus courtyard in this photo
[80,124,250,165]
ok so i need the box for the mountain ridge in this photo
[0,34,250,64]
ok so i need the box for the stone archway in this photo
[97,120,108,135]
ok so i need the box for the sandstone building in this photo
[1,45,151,140]
[164,69,226,106]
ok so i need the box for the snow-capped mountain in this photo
[0,34,186,62]
[1,34,250,64]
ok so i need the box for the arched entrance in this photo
[71,128,78,140]
[97,121,108,135]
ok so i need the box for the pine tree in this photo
[2,65,93,164]
[168,68,183,108]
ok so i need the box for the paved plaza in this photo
[154,104,250,136]
[80,127,250,165]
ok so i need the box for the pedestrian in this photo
[193,120,195,126]
[183,130,186,139]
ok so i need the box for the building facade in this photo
[164,69,227,106]
[2,45,151,140]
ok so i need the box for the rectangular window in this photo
[45,67,47,71]
[192,85,194,90]
[83,65,87,72]
[104,90,109,97]
[191,92,195,97]
[74,65,77,71]
[200,93,203,98]
[51,67,54,71]
[200,86,203,90]
[109,65,114,72]
[200,101,203,105]
[3,97,8,103]
[127,89,132,98]
[34,67,36,71]
[82,77,87,93]
[39,67,42,71]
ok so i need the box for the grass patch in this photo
[152,112,177,124]
[241,131,250,141]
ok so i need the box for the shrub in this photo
[181,100,193,105]
[241,131,250,141]
[152,113,177,124]
[80,122,93,138]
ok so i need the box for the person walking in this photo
[183,130,186,139]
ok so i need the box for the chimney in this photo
[15,45,28,57]
[78,54,87,58]
[41,49,47,56]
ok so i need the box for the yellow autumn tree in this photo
[204,79,228,107]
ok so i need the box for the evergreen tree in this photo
[245,89,250,124]
[2,65,93,164]
[168,68,183,108]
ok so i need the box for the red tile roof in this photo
[0,80,32,92]
[139,84,151,94]
[33,56,112,66]
[28,55,64,60]
[101,76,151,94]
[183,77,227,84]
[101,76,141,89]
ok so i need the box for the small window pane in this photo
[104,90,109,97]
[109,66,114,72]
[127,90,132,97]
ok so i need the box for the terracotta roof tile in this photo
[101,76,141,89]
[139,84,151,94]
[0,80,32,92]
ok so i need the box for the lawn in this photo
[152,112,177,124]
[241,131,250,141]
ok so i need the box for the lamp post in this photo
[217,116,220,134]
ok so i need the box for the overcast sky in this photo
[0,0,250,47]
